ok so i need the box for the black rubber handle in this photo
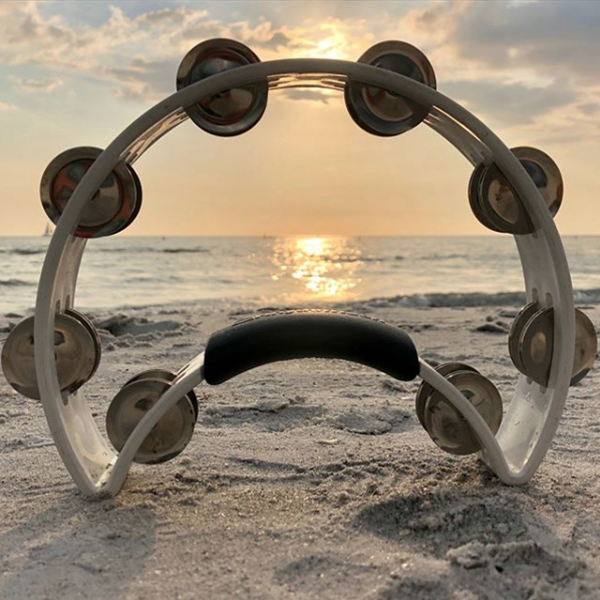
[203,310,419,385]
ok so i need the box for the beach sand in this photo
[0,301,598,599]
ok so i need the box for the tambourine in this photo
[2,38,596,496]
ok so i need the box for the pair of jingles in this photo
[1,39,597,496]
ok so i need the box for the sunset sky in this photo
[1,0,600,236]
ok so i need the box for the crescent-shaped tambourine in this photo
[1,38,596,496]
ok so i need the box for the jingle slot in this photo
[176,38,268,136]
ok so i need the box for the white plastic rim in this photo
[33,58,575,496]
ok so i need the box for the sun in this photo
[313,25,348,60]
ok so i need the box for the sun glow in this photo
[272,236,361,299]
[313,25,348,60]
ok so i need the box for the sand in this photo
[0,301,599,599]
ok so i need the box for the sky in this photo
[1,0,600,236]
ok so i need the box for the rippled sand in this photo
[0,301,598,599]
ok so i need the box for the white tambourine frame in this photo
[33,59,575,496]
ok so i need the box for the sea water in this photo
[2,235,600,314]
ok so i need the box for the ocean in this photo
[2,235,600,314]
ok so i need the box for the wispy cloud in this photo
[0,100,18,111]
[0,1,598,141]
[11,76,64,92]
[397,0,600,138]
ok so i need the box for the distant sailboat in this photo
[43,222,53,237]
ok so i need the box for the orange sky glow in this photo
[1,1,600,236]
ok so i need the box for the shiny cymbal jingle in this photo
[509,305,597,386]
[345,41,436,137]
[468,147,563,234]
[40,146,142,238]
[571,310,597,385]
[1,310,101,400]
[415,361,480,428]
[125,369,199,420]
[422,370,503,456]
[176,38,268,136]
[106,376,197,464]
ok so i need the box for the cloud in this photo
[579,102,600,117]
[0,3,295,102]
[397,1,600,139]
[450,1,600,81]
[0,0,597,142]
[11,76,64,92]
[280,89,332,104]
[0,100,18,111]
[442,79,577,126]
[400,1,600,82]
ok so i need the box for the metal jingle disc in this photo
[345,40,436,137]
[106,377,196,464]
[512,147,563,218]
[468,162,504,233]
[508,302,541,375]
[125,369,199,420]
[1,313,101,400]
[423,371,503,456]
[63,308,102,380]
[520,307,554,387]
[40,146,141,238]
[415,362,479,427]
[477,162,534,235]
[571,309,597,385]
[176,38,268,137]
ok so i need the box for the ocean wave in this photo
[0,279,32,287]
[93,247,210,254]
[1,248,46,256]
[418,253,469,261]
[574,288,600,304]
[161,248,210,254]
[351,288,600,308]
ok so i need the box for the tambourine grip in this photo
[203,311,419,385]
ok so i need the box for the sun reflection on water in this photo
[272,236,361,300]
